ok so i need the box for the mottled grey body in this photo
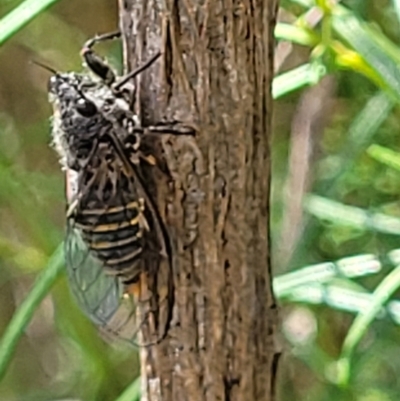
[49,70,149,284]
[47,33,193,344]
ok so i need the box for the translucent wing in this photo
[64,221,139,344]
[64,218,172,346]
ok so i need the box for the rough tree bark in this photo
[118,1,279,400]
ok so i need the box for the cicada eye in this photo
[76,97,97,117]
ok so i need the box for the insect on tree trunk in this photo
[118,1,279,401]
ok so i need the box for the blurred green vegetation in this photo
[2,0,400,400]
[0,1,140,401]
[274,1,400,400]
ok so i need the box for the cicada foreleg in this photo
[80,30,161,91]
[81,31,121,85]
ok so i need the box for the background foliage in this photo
[1,0,400,400]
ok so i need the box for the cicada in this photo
[48,31,192,345]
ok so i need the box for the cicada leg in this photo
[81,31,121,84]
[80,30,161,91]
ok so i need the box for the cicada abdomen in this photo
[47,31,192,345]
[68,147,148,283]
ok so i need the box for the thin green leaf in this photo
[367,144,400,172]
[336,263,400,386]
[115,377,141,401]
[332,6,400,101]
[0,244,64,383]
[288,0,315,7]
[318,92,394,191]
[305,194,400,235]
[275,247,400,323]
[0,0,60,46]
[274,252,381,297]
[282,282,400,325]
[283,282,377,313]
[273,62,327,98]
[275,23,318,46]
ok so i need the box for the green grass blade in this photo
[0,244,64,382]
[275,247,400,323]
[0,0,60,46]
[332,6,400,100]
[336,263,400,386]
[275,23,318,46]
[288,0,314,6]
[305,194,400,235]
[281,280,400,323]
[115,377,141,401]
[318,92,394,192]
[274,253,381,297]
[273,62,327,98]
[367,144,400,172]
[283,283,376,312]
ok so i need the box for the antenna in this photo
[31,60,57,74]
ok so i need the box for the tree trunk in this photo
[117,1,279,400]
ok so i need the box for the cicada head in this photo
[48,72,133,171]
